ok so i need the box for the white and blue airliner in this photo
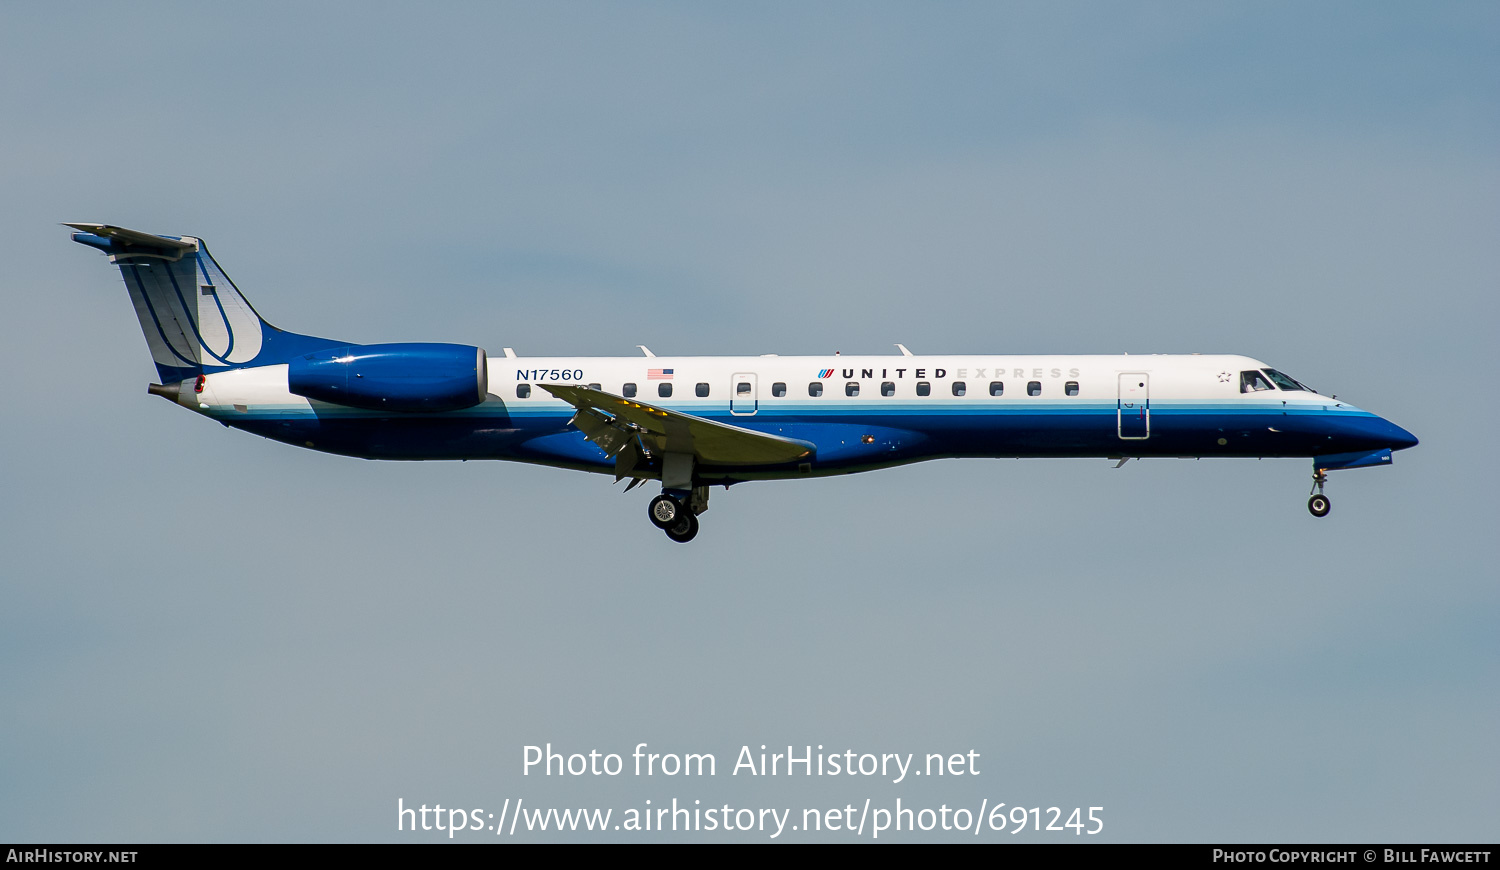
[71,223,1418,543]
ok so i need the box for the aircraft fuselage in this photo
[180,352,1415,482]
[70,222,1417,542]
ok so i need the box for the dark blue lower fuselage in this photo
[222,400,1419,482]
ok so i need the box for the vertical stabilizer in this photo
[68,223,343,383]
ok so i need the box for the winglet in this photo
[638,345,656,358]
[896,343,914,357]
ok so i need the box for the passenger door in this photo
[730,373,758,416]
[1117,373,1150,439]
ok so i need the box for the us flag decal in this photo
[647,368,674,380]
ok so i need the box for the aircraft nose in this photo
[1385,419,1419,451]
[1322,412,1419,453]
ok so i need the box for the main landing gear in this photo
[1308,468,1331,518]
[642,452,710,543]
[647,487,709,543]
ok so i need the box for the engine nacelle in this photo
[288,343,488,413]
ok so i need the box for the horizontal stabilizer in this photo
[540,383,814,466]
[65,223,196,253]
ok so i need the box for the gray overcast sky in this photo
[1,1,1495,842]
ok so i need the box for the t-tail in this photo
[67,223,345,385]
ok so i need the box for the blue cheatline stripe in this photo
[460,405,1376,420]
[207,402,1381,429]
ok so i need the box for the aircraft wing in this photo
[538,384,814,472]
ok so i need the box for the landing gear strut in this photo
[1308,468,1331,518]
[644,453,710,543]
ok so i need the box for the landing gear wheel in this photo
[664,513,699,543]
[1308,467,1331,518]
[648,494,682,529]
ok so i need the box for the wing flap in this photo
[540,383,813,466]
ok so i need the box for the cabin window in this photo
[737,381,752,396]
[1065,381,1079,396]
[989,381,1004,397]
[808,382,823,397]
[881,381,895,396]
[1240,371,1273,393]
[622,383,637,398]
[846,381,860,397]
[1028,381,1041,396]
[515,383,530,399]
[587,383,601,391]
[658,382,673,398]
[952,381,966,397]
[916,381,931,397]
[696,382,710,397]
[772,382,787,397]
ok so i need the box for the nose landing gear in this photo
[1308,468,1331,517]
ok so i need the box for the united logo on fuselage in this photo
[815,366,1082,380]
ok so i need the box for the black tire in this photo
[665,513,699,543]
[648,494,681,529]
[1308,494,1331,518]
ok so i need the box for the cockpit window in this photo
[1240,371,1274,393]
[1262,368,1311,392]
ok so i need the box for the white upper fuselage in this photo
[191,352,1352,419]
